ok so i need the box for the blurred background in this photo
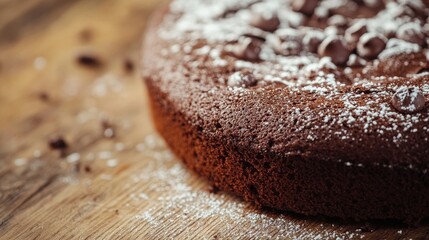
[0,0,166,124]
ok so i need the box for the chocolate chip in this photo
[345,21,367,47]
[76,53,102,68]
[232,37,262,61]
[379,39,421,60]
[250,13,280,32]
[357,33,386,59]
[49,135,68,150]
[303,31,325,53]
[291,0,318,16]
[227,70,257,87]
[274,28,303,55]
[318,36,350,66]
[392,87,426,114]
[397,22,426,46]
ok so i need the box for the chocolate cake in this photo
[142,0,429,224]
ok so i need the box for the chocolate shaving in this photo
[49,135,68,150]
[124,58,135,73]
[76,53,102,68]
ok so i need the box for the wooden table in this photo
[0,1,428,239]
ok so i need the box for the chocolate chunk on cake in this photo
[142,0,429,224]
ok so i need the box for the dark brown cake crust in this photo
[142,0,429,224]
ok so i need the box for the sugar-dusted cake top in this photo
[144,0,429,168]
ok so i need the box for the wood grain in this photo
[0,1,428,239]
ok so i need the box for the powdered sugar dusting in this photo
[155,0,429,160]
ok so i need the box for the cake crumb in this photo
[48,135,69,157]
[84,165,92,173]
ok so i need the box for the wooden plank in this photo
[0,0,428,239]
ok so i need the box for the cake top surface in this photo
[145,0,429,168]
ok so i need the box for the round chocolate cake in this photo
[142,0,429,224]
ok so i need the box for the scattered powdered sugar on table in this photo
[128,134,368,240]
[14,158,28,166]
